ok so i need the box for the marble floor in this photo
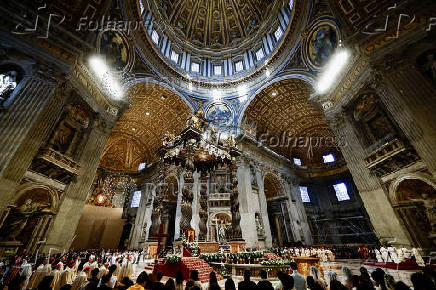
[132,258,418,288]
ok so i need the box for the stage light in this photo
[88,55,123,100]
[316,48,350,94]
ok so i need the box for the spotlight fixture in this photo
[131,127,136,131]
[161,95,167,100]
[145,112,150,116]
[316,47,350,94]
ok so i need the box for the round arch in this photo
[263,172,287,201]
[237,72,317,126]
[14,182,60,213]
[389,173,436,205]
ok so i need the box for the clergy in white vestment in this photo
[375,249,383,263]
[119,256,134,281]
[82,257,97,278]
[20,259,33,290]
[71,266,89,290]
[380,247,389,263]
[28,264,45,289]
[72,257,80,276]
[97,262,109,280]
[50,263,62,290]
[412,248,425,266]
[388,247,400,264]
[57,261,75,289]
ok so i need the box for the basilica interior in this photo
[0,0,436,288]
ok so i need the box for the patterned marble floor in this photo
[132,258,418,288]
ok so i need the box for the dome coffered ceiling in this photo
[100,83,192,172]
[157,0,276,50]
[243,79,343,167]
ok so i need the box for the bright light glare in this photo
[89,56,123,100]
[212,89,222,101]
[316,49,350,94]
[238,85,248,96]
[220,132,229,140]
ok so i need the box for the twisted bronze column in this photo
[198,171,209,241]
[180,170,194,237]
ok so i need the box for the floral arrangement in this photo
[263,252,281,260]
[182,236,200,257]
[260,259,288,266]
[217,263,230,278]
[165,254,181,264]
[200,251,264,263]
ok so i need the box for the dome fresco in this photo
[138,0,294,84]
[156,0,275,51]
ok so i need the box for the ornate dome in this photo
[133,0,299,90]
[155,0,276,51]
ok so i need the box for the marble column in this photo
[325,110,412,245]
[237,160,258,247]
[41,115,113,252]
[191,171,200,237]
[0,71,66,214]
[372,61,436,175]
[174,173,184,240]
[128,185,151,249]
[144,187,156,241]
[288,183,313,245]
[256,169,273,247]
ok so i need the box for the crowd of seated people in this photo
[1,249,436,290]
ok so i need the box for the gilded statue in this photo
[0,199,50,241]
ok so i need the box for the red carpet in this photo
[154,257,222,282]
[363,260,421,270]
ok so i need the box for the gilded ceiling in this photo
[243,79,343,167]
[264,173,286,200]
[156,0,276,50]
[100,83,192,172]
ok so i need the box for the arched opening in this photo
[264,173,293,247]
[0,63,24,108]
[241,78,343,168]
[210,213,232,243]
[0,184,57,255]
[392,176,436,249]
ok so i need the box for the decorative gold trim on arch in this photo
[388,173,436,205]
[13,182,60,213]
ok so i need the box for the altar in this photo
[291,256,323,277]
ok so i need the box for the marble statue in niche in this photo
[353,93,397,146]
[255,213,265,237]
[47,104,89,158]
[0,70,18,106]
[250,164,258,187]
[0,199,50,241]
